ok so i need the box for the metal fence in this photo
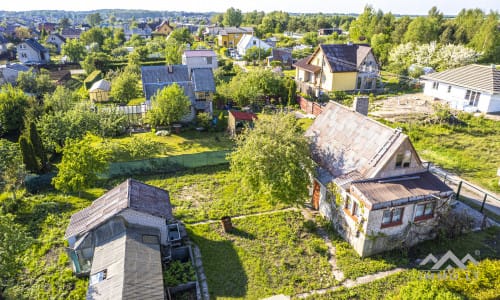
[105,150,231,179]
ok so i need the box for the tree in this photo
[165,38,184,65]
[59,17,71,29]
[146,83,191,127]
[0,85,31,135]
[80,27,105,46]
[52,133,111,194]
[43,86,77,113]
[16,69,55,99]
[61,38,86,63]
[0,213,31,298]
[228,113,314,205]
[14,27,31,39]
[18,122,46,174]
[86,12,103,27]
[223,7,243,27]
[110,71,139,103]
[169,27,194,45]
[0,139,26,201]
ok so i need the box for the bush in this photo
[163,260,196,287]
[24,173,56,194]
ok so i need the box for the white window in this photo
[415,202,435,220]
[447,85,451,93]
[432,82,439,90]
[382,207,404,227]
[395,150,412,168]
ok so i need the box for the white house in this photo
[421,64,500,113]
[182,49,218,73]
[236,34,272,57]
[46,33,66,53]
[0,63,30,85]
[16,38,50,65]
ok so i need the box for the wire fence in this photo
[105,150,231,179]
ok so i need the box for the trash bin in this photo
[221,216,233,232]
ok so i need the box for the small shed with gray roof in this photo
[306,99,453,256]
[89,79,111,102]
[421,64,500,113]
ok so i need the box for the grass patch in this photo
[380,116,500,193]
[188,211,337,299]
[140,165,288,223]
[283,69,295,78]
[127,97,145,105]
[297,117,314,132]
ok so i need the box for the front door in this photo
[312,181,320,210]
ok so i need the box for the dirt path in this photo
[188,207,299,226]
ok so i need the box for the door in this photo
[312,181,321,210]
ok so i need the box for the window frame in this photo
[381,207,404,228]
[414,202,435,221]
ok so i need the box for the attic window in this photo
[395,151,411,168]
[89,270,107,285]
[206,57,212,64]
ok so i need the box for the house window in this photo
[469,92,480,107]
[252,40,256,45]
[21,53,27,58]
[206,57,212,64]
[89,270,107,285]
[432,82,439,90]
[415,202,435,221]
[381,207,404,227]
[447,85,451,93]
[465,90,471,100]
[395,150,411,168]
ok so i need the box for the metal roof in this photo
[318,44,372,72]
[421,64,500,94]
[229,110,257,121]
[65,179,172,239]
[351,172,453,210]
[141,65,190,84]
[306,101,407,181]
[22,38,48,53]
[89,79,111,92]
[191,68,215,92]
[86,226,165,300]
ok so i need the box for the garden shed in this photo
[228,110,257,136]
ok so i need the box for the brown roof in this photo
[65,179,172,239]
[421,64,500,94]
[306,101,408,180]
[293,56,321,73]
[351,172,453,210]
[229,110,257,121]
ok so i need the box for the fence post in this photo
[455,181,462,200]
[480,194,487,213]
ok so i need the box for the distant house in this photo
[141,64,215,120]
[61,28,83,40]
[236,34,272,57]
[305,98,453,257]
[154,20,174,37]
[0,34,8,55]
[49,69,71,85]
[267,48,293,69]
[217,26,254,48]
[265,36,278,48]
[182,49,218,73]
[16,38,50,65]
[38,22,57,34]
[122,22,153,40]
[318,28,342,36]
[65,179,183,299]
[294,43,379,97]
[89,79,111,102]
[0,63,30,85]
[421,64,500,113]
[46,33,66,53]
[228,110,257,136]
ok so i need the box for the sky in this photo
[2,0,499,15]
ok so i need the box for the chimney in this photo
[167,65,173,73]
[353,96,369,116]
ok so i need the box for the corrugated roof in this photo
[89,79,111,92]
[86,226,165,300]
[219,26,253,35]
[305,101,407,180]
[5,63,30,72]
[229,110,257,121]
[141,65,190,84]
[421,64,500,94]
[145,81,195,103]
[191,68,215,92]
[351,172,453,210]
[184,49,216,57]
[65,179,172,239]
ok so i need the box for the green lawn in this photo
[187,211,337,299]
[381,116,500,193]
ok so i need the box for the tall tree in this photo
[86,12,103,27]
[18,122,46,174]
[223,7,243,27]
[0,85,31,135]
[146,83,191,127]
[61,38,86,63]
[52,133,111,194]
[110,71,139,103]
[0,139,26,201]
[164,38,184,65]
[228,113,314,204]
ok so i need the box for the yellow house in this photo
[217,27,254,48]
[89,79,111,102]
[294,43,379,97]
[154,20,174,36]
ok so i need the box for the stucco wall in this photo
[332,72,357,91]
[375,139,426,178]
[183,56,218,73]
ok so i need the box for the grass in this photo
[283,69,295,78]
[187,211,337,299]
[380,116,500,193]
[127,97,145,105]
[109,130,234,161]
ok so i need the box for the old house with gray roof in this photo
[65,179,185,299]
[16,38,50,65]
[141,62,215,120]
[421,64,500,113]
[305,98,453,256]
[46,33,66,53]
[294,43,379,97]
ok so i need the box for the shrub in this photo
[163,260,196,287]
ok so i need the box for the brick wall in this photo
[297,96,323,116]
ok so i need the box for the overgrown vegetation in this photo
[163,260,197,287]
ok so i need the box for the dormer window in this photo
[395,150,411,168]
